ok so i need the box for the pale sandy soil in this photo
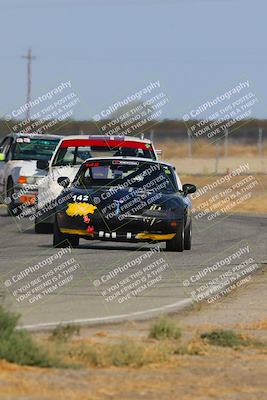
[160,141,267,175]
[180,174,267,214]
[170,156,267,175]
[0,266,267,400]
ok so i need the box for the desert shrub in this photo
[200,329,263,348]
[0,306,62,367]
[149,317,181,340]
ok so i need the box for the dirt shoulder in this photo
[0,266,267,400]
[180,174,267,214]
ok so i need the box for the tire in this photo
[35,218,53,234]
[6,179,18,216]
[184,219,192,250]
[53,217,79,248]
[166,222,184,252]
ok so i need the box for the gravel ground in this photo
[0,267,267,400]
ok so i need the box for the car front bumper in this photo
[12,183,38,206]
[56,211,183,242]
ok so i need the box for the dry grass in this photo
[169,156,267,174]
[64,339,170,368]
[158,140,267,174]
[0,331,266,400]
[1,289,267,400]
[181,174,267,214]
[235,319,267,331]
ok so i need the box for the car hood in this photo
[60,186,187,216]
[9,160,47,179]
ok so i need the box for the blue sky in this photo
[0,0,266,120]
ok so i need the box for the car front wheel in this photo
[6,179,18,216]
[53,217,79,248]
[35,218,53,234]
[184,219,192,250]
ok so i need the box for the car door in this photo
[0,137,13,196]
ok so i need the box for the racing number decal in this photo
[72,194,89,202]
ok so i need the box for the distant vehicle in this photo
[52,157,196,252]
[0,133,62,216]
[36,135,160,232]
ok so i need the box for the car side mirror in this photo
[58,177,70,188]
[0,153,6,161]
[183,183,197,195]
[37,159,49,170]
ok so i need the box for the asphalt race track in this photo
[0,205,266,329]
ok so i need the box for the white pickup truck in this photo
[36,135,160,232]
[0,133,62,216]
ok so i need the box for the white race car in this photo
[36,135,160,232]
[0,133,62,216]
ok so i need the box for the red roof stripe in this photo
[60,139,151,150]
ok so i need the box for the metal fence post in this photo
[150,129,154,142]
[215,141,220,174]
[258,127,263,157]
[187,128,192,158]
[224,128,228,157]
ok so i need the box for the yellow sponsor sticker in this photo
[66,202,97,217]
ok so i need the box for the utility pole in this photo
[22,48,35,121]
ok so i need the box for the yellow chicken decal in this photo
[66,202,97,217]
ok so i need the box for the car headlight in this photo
[142,204,168,217]
[142,208,167,217]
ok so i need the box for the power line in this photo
[21,48,36,121]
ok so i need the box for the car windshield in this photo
[75,160,177,193]
[52,143,155,166]
[13,137,60,161]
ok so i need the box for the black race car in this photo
[53,157,196,252]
